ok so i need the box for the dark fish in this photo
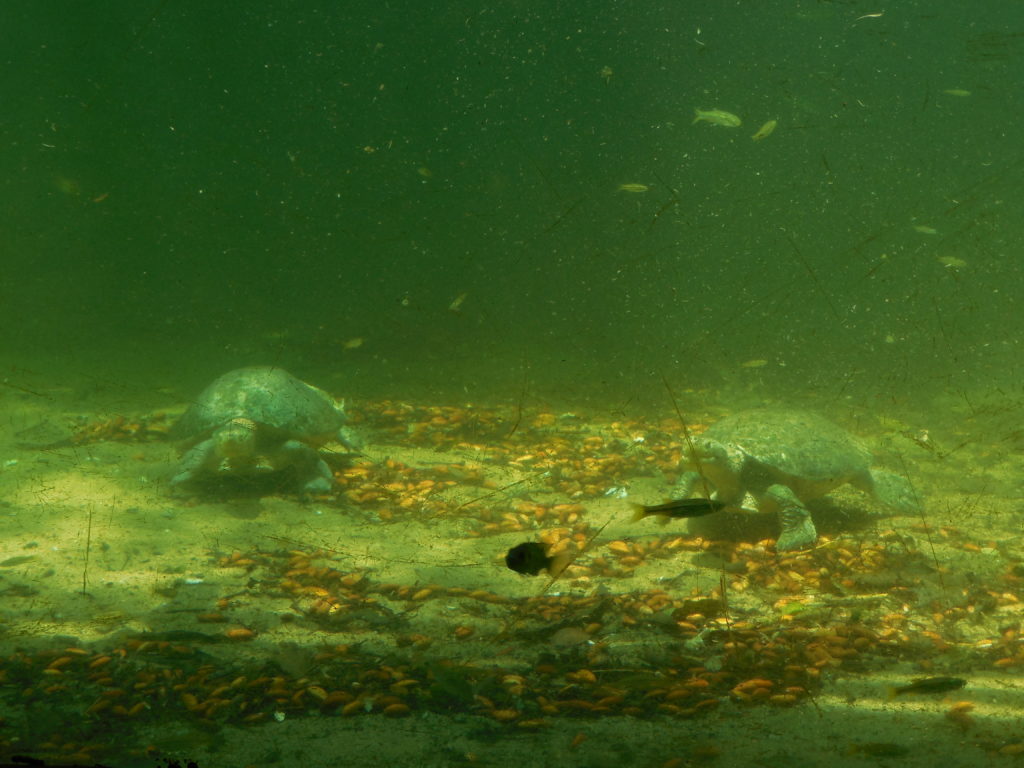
[890,676,966,697]
[846,742,911,758]
[504,542,571,577]
[630,497,728,524]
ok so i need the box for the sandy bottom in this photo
[0,368,1022,768]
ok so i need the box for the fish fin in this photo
[628,503,648,522]
[546,552,573,578]
[655,514,673,527]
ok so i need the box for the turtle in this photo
[169,366,362,493]
[671,408,915,551]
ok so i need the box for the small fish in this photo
[630,498,728,524]
[751,119,777,141]
[890,676,966,697]
[741,359,768,368]
[943,89,971,97]
[693,108,741,127]
[618,183,649,193]
[448,292,468,312]
[504,542,571,577]
[913,224,939,235]
[937,255,967,269]
[342,337,364,350]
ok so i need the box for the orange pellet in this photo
[490,709,519,722]
[733,678,774,693]
[85,699,111,715]
[225,628,256,640]
[570,732,587,749]
[453,626,475,639]
[411,588,433,601]
[341,699,364,717]
[383,703,410,717]
[566,669,597,684]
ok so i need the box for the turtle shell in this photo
[705,409,872,487]
[170,367,346,448]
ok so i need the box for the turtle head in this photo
[213,418,259,461]
[686,438,729,469]
[683,437,742,498]
[336,425,365,452]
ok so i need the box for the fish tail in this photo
[546,552,573,578]
[628,503,649,522]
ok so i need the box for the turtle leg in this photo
[275,440,335,493]
[171,438,219,486]
[671,470,702,498]
[764,484,817,551]
[855,469,916,513]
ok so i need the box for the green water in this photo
[6,0,1024,410]
[4,3,1024,766]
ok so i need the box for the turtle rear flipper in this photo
[858,469,917,513]
[764,484,817,551]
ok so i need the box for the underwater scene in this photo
[4,1,1024,766]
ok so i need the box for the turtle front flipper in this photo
[764,484,817,551]
[171,438,220,486]
[273,440,336,493]
[671,470,702,498]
